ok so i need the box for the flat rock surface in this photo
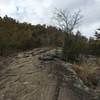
[0,48,99,100]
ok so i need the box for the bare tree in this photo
[54,8,82,33]
[53,9,82,61]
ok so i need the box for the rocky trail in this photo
[0,48,99,100]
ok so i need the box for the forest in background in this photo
[0,15,100,60]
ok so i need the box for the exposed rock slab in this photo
[0,48,99,100]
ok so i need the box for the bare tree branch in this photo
[53,9,82,33]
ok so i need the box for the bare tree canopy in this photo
[53,8,82,33]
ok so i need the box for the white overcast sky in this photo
[0,0,100,37]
